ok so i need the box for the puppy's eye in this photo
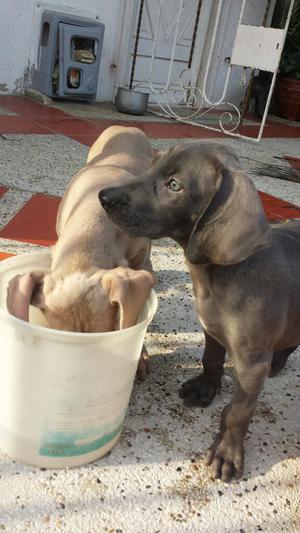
[166,178,182,192]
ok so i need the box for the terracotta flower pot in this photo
[274,77,300,121]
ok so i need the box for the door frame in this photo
[114,0,214,98]
[114,0,136,96]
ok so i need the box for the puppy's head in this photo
[6,267,154,332]
[99,142,270,265]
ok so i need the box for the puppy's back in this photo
[87,125,153,175]
[53,126,153,273]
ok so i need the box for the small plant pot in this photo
[274,77,300,121]
[115,87,149,116]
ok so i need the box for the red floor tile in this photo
[0,96,68,119]
[90,119,223,139]
[284,155,300,171]
[41,118,119,144]
[1,96,299,140]
[90,118,300,140]
[240,122,300,139]
[259,191,300,221]
[0,186,8,198]
[0,116,54,134]
[43,117,104,137]
[0,252,14,261]
[0,194,61,246]
[141,121,224,139]
[67,134,100,146]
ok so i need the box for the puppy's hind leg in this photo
[179,332,226,407]
[270,346,297,377]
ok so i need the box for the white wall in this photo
[0,0,125,100]
[0,0,278,105]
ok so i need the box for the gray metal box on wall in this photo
[33,11,105,100]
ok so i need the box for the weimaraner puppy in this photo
[7,125,154,378]
[99,141,300,481]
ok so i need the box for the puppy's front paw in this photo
[206,433,244,482]
[179,374,218,407]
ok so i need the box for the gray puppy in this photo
[98,142,300,482]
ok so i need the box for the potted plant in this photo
[274,0,300,120]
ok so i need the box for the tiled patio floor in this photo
[0,96,299,533]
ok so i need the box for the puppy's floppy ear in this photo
[6,271,47,322]
[102,267,154,329]
[186,169,270,265]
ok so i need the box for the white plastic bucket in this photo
[0,252,157,468]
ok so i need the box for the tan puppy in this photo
[7,126,154,378]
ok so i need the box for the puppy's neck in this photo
[171,222,196,249]
[187,261,212,299]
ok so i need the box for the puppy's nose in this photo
[98,188,118,210]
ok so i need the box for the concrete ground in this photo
[0,96,300,532]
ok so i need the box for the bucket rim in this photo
[0,252,158,340]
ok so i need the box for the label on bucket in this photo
[39,422,123,457]
[39,388,131,457]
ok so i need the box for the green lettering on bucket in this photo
[39,423,123,457]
